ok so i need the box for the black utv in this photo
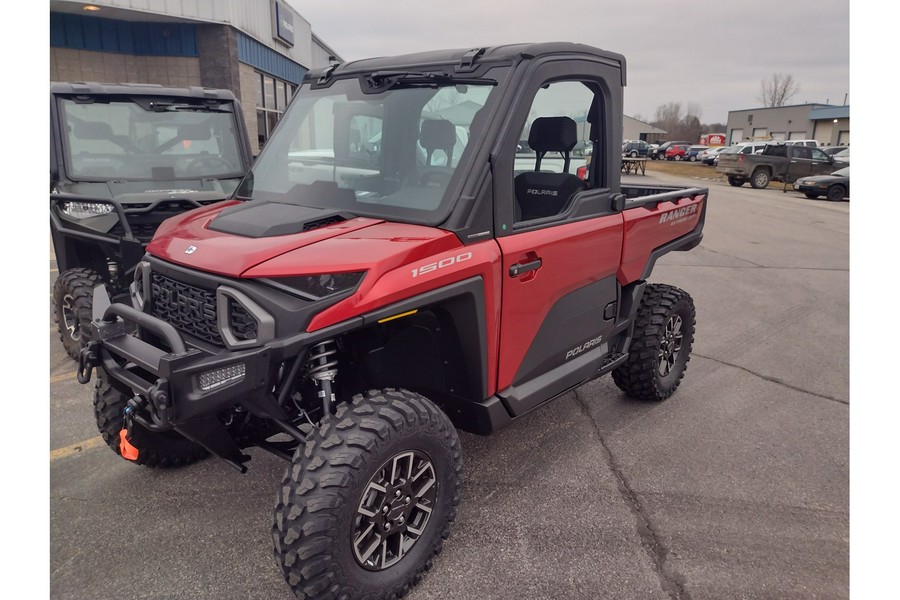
[50,82,253,360]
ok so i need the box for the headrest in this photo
[73,121,114,140]
[528,116,577,153]
[420,119,456,152]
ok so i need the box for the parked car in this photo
[649,140,690,160]
[822,146,849,156]
[665,143,691,161]
[685,145,710,162]
[699,147,728,165]
[833,148,850,164]
[622,139,651,157]
[793,166,849,201]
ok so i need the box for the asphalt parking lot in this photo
[49,171,849,600]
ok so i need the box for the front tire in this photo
[52,268,103,361]
[804,192,820,199]
[613,284,695,401]
[826,184,846,201]
[273,389,462,600]
[93,377,209,468]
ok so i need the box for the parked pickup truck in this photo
[716,142,836,189]
[76,43,708,600]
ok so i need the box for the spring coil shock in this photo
[307,340,338,414]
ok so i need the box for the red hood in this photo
[146,201,385,276]
[147,202,461,283]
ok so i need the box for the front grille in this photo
[149,273,257,346]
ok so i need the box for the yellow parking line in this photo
[50,436,105,462]
[50,371,77,384]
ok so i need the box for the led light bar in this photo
[198,363,246,391]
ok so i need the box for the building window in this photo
[256,72,295,148]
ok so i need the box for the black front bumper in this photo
[86,284,358,471]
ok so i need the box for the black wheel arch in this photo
[335,277,489,430]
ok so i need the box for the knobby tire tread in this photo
[273,389,462,600]
[612,283,695,401]
[52,268,104,361]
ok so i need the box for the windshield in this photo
[238,69,507,224]
[59,98,244,181]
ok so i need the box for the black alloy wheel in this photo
[658,314,684,378]
[352,450,438,571]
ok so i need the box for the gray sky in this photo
[291,0,849,125]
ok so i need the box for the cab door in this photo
[490,63,627,417]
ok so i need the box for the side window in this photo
[793,146,812,160]
[810,148,829,161]
[513,80,595,223]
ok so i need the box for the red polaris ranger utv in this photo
[77,43,708,600]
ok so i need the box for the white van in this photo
[783,139,819,147]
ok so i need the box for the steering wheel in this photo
[182,156,234,173]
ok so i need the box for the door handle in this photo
[509,259,542,278]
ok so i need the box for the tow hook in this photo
[76,341,100,384]
[119,400,142,461]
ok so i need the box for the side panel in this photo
[496,214,623,391]
[617,193,705,284]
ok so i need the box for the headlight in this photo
[265,272,366,301]
[61,201,115,219]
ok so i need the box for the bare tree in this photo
[652,102,704,141]
[758,74,799,107]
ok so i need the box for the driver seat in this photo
[514,116,587,221]
[418,119,456,187]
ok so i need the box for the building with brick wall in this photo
[50,0,341,155]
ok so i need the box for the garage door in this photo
[730,129,743,144]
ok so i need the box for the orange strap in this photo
[119,429,140,461]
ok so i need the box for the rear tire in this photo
[93,377,209,468]
[613,284,695,401]
[273,389,462,600]
[750,169,771,189]
[727,176,745,187]
[52,268,103,361]
[630,151,638,158]
[826,184,846,201]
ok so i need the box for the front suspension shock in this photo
[307,339,338,415]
